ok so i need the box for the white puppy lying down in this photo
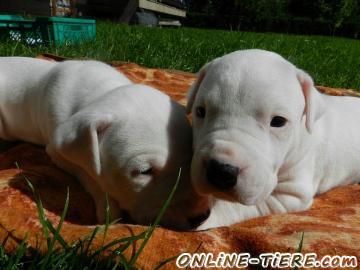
[186,49,360,230]
[0,57,210,230]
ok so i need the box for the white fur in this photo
[0,57,209,230]
[186,49,360,229]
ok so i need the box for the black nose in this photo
[206,159,239,190]
[188,209,211,228]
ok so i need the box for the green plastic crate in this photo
[0,14,24,26]
[0,15,42,45]
[36,17,96,45]
[0,15,96,45]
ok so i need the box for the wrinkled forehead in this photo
[200,54,304,116]
[107,104,191,157]
[103,120,168,168]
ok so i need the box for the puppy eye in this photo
[270,116,287,127]
[196,106,206,118]
[131,167,154,177]
[140,167,153,175]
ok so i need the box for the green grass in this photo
[0,21,359,89]
[0,168,182,269]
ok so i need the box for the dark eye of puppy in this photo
[196,106,206,118]
[270,116,287,127]
[140,167,153,175]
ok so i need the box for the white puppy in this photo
[0,57,210,230]
[187,49,360,229]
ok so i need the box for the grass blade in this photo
[103,193,111,245]
[44,220,69,249]
[293,232,305,270]
[90,231,146,259]
[129,167,182,267]
[296,231,304,252]
[84,226,100,256]
[21,173,50,240]
[40,187,70,270]
[154,254,179,270]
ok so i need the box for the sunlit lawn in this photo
[0,21,359,89]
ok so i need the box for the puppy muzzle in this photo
[192,138,276,204]
[205,159,239,190]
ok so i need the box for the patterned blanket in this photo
[0,54,358,270]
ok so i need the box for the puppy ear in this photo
[297,69,326,133]
[186,63,209,114]
[52,114,114,176]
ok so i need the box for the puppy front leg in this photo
[46,145,122,223]
[197,170,315,230]
[196,198,260,230]
[258,170,315,216]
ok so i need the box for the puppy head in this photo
[187,49,325,204]
[53,85,210,230]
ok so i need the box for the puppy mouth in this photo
[195,159,276,205]
[211,189,239,202]
[203,181,270,205]
[193,177,239,201]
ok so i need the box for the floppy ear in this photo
[51,113,114,176]
[297,69,326,134]
[186,63,209,114]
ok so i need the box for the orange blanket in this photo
[0,54,358,270]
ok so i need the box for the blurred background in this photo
[187,0,359,38]
[0,0,359,89]
[0,0,359,38]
